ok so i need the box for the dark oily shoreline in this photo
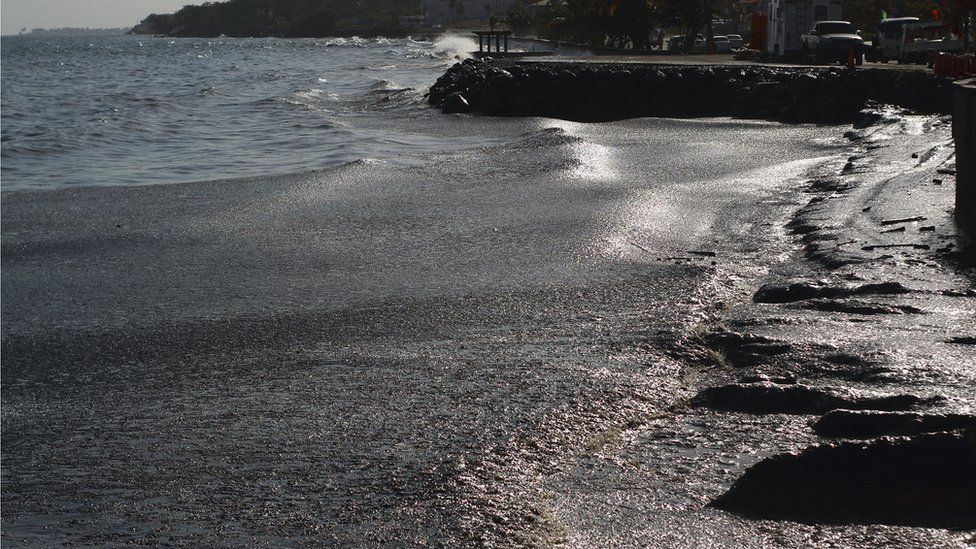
[680,113,976,530]
[428,58,955,123]
[427,62,976,536]
[710,429,976,529]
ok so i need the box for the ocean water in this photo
[6,34,964,547]
[1,34,480,191]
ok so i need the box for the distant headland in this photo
[129,0,422,38]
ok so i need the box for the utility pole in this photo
[966,8,972,50]
[706,0,714,52]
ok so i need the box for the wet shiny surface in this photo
[3,116,852,545]
[4,36,973,546]
[547,116,975,548]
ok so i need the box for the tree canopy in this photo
[129,0,973,43]
[537,0,734,50]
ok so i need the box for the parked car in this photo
[866,17,919,62]
[800,21,864,65]
[668,34,708,52]
[712,35,732,53]
[727,34,745,50]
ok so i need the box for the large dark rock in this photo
[814,409,976,439]
[693,383,936,415]
[439,92,473,114]
[428,58,488,108]
[711,430,976,529]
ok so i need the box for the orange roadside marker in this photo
[847,47,856,69]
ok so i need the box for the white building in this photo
[423,0,524,26]
[766,0,842,57]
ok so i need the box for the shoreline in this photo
[422,57,975,537]
[542,109,975,540]
[691,113,975,529]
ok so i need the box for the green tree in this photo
[506,2,535,34]
[448,0,466,20]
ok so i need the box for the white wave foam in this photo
[369,79,404,91]
[322,36,368,48]
[295,88,328,100]
[432,34,477,61]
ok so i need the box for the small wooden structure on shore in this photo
[472,30,552,59]
[474,30,512,55]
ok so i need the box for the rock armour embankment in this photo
[429,59,955,123]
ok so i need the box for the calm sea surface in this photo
[1,34,480,191]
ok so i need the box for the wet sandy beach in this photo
[3,110,973,546]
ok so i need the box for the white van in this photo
[867,17,919,62]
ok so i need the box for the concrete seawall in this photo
[429,59,956,124]
[954,78,976,234]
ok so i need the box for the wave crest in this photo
[432,34,477,61]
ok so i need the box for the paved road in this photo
[520,52,933,71]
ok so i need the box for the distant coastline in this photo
[128,0,422,39]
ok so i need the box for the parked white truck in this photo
[867,18,965,64]
[899,21,965,64]
[800,20,865,65]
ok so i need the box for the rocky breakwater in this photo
[428,58,956,123]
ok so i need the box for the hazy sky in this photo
[1,1,204,35]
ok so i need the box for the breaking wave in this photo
[432,34,478,61]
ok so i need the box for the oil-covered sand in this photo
[3,109,973,546]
